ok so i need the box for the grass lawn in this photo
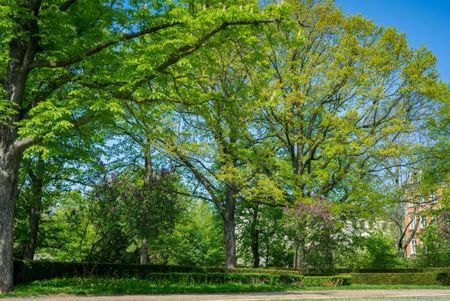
[0,277,448,298]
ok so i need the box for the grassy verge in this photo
[1,277,448,298]
[1,277,297,298]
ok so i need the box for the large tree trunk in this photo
[23,203,40,261]
[0,128,21,292]
[23,158,44,261]
[223,186,236,268]
[249,206,260,268]
[0,1,40,291]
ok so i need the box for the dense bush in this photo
[415,223,450,267]
[437,273,450,286]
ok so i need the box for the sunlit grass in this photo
[1,277,448,298]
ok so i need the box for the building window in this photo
[430,192,437,204]
[421,216,427,229]
[410,215,417,230]
[411,239,417,256]
[419,195,425,204]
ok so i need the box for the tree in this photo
[161,36,275,267]
[0,0,273,291]
[237,204,290,268]
[168,201,224,266]
[258,0,445,203]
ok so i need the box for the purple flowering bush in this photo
[283,197,339,273]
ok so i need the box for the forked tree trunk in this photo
[223,186,236,268]
[0,127,21,292]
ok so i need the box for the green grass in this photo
[1,277,297,298]
[0,277,448,298]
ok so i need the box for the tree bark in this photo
[0,128,21,292]
[139,238,148,265]
[22,157,44,261]
[249,206,260,268]
[0,0,40,290]
[139,140,152,265]
[223,186,236,268]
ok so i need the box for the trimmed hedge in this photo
[138,272,303,285]
[305,267,450,275]
[350,272,450,286]
[437,273,450,286]
[13,261,301,285]
[13,261,352,287]
[302,275,351,287]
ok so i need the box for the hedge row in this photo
[14,261,449,286]
[350,272,450,286]
[305,267,450,275]
[13,261,300,285]
[127,272,303,285]
[302,275,351,287]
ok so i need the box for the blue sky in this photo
[334,0,450,82]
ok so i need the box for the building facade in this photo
[403,171,440,257]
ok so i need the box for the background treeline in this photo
[1,0,449,292]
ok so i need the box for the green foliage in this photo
[362,232,399,269]
[13,260,302,285]
[284,198,340,272]
[301,275,351,287]
[350,272,449,286]
[167,201,224,266]
[416,223,450,267]
[237,205,291,268]
[5,0,449,282]
[7,277,299,298]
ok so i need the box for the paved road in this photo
[2,289,450,301]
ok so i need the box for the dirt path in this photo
[2,289,450,301]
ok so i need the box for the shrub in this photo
[302,275,351,287]
[13,261,301,285]
[416,223,450,267]
[437,273,450,286]
[350,272,449,285]
[142,272,304,285]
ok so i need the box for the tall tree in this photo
[161,34,275,267]
[0,0,273,291]
[258,0,446,203]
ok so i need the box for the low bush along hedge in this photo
[350,272,450,286]
[302,275,352,287]
[14,260,352,287]
[142,272,302,285]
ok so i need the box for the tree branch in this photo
[13,114,93,152]
[29,22,182,69]
[130,18,280,89]
[59,0,77,11]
